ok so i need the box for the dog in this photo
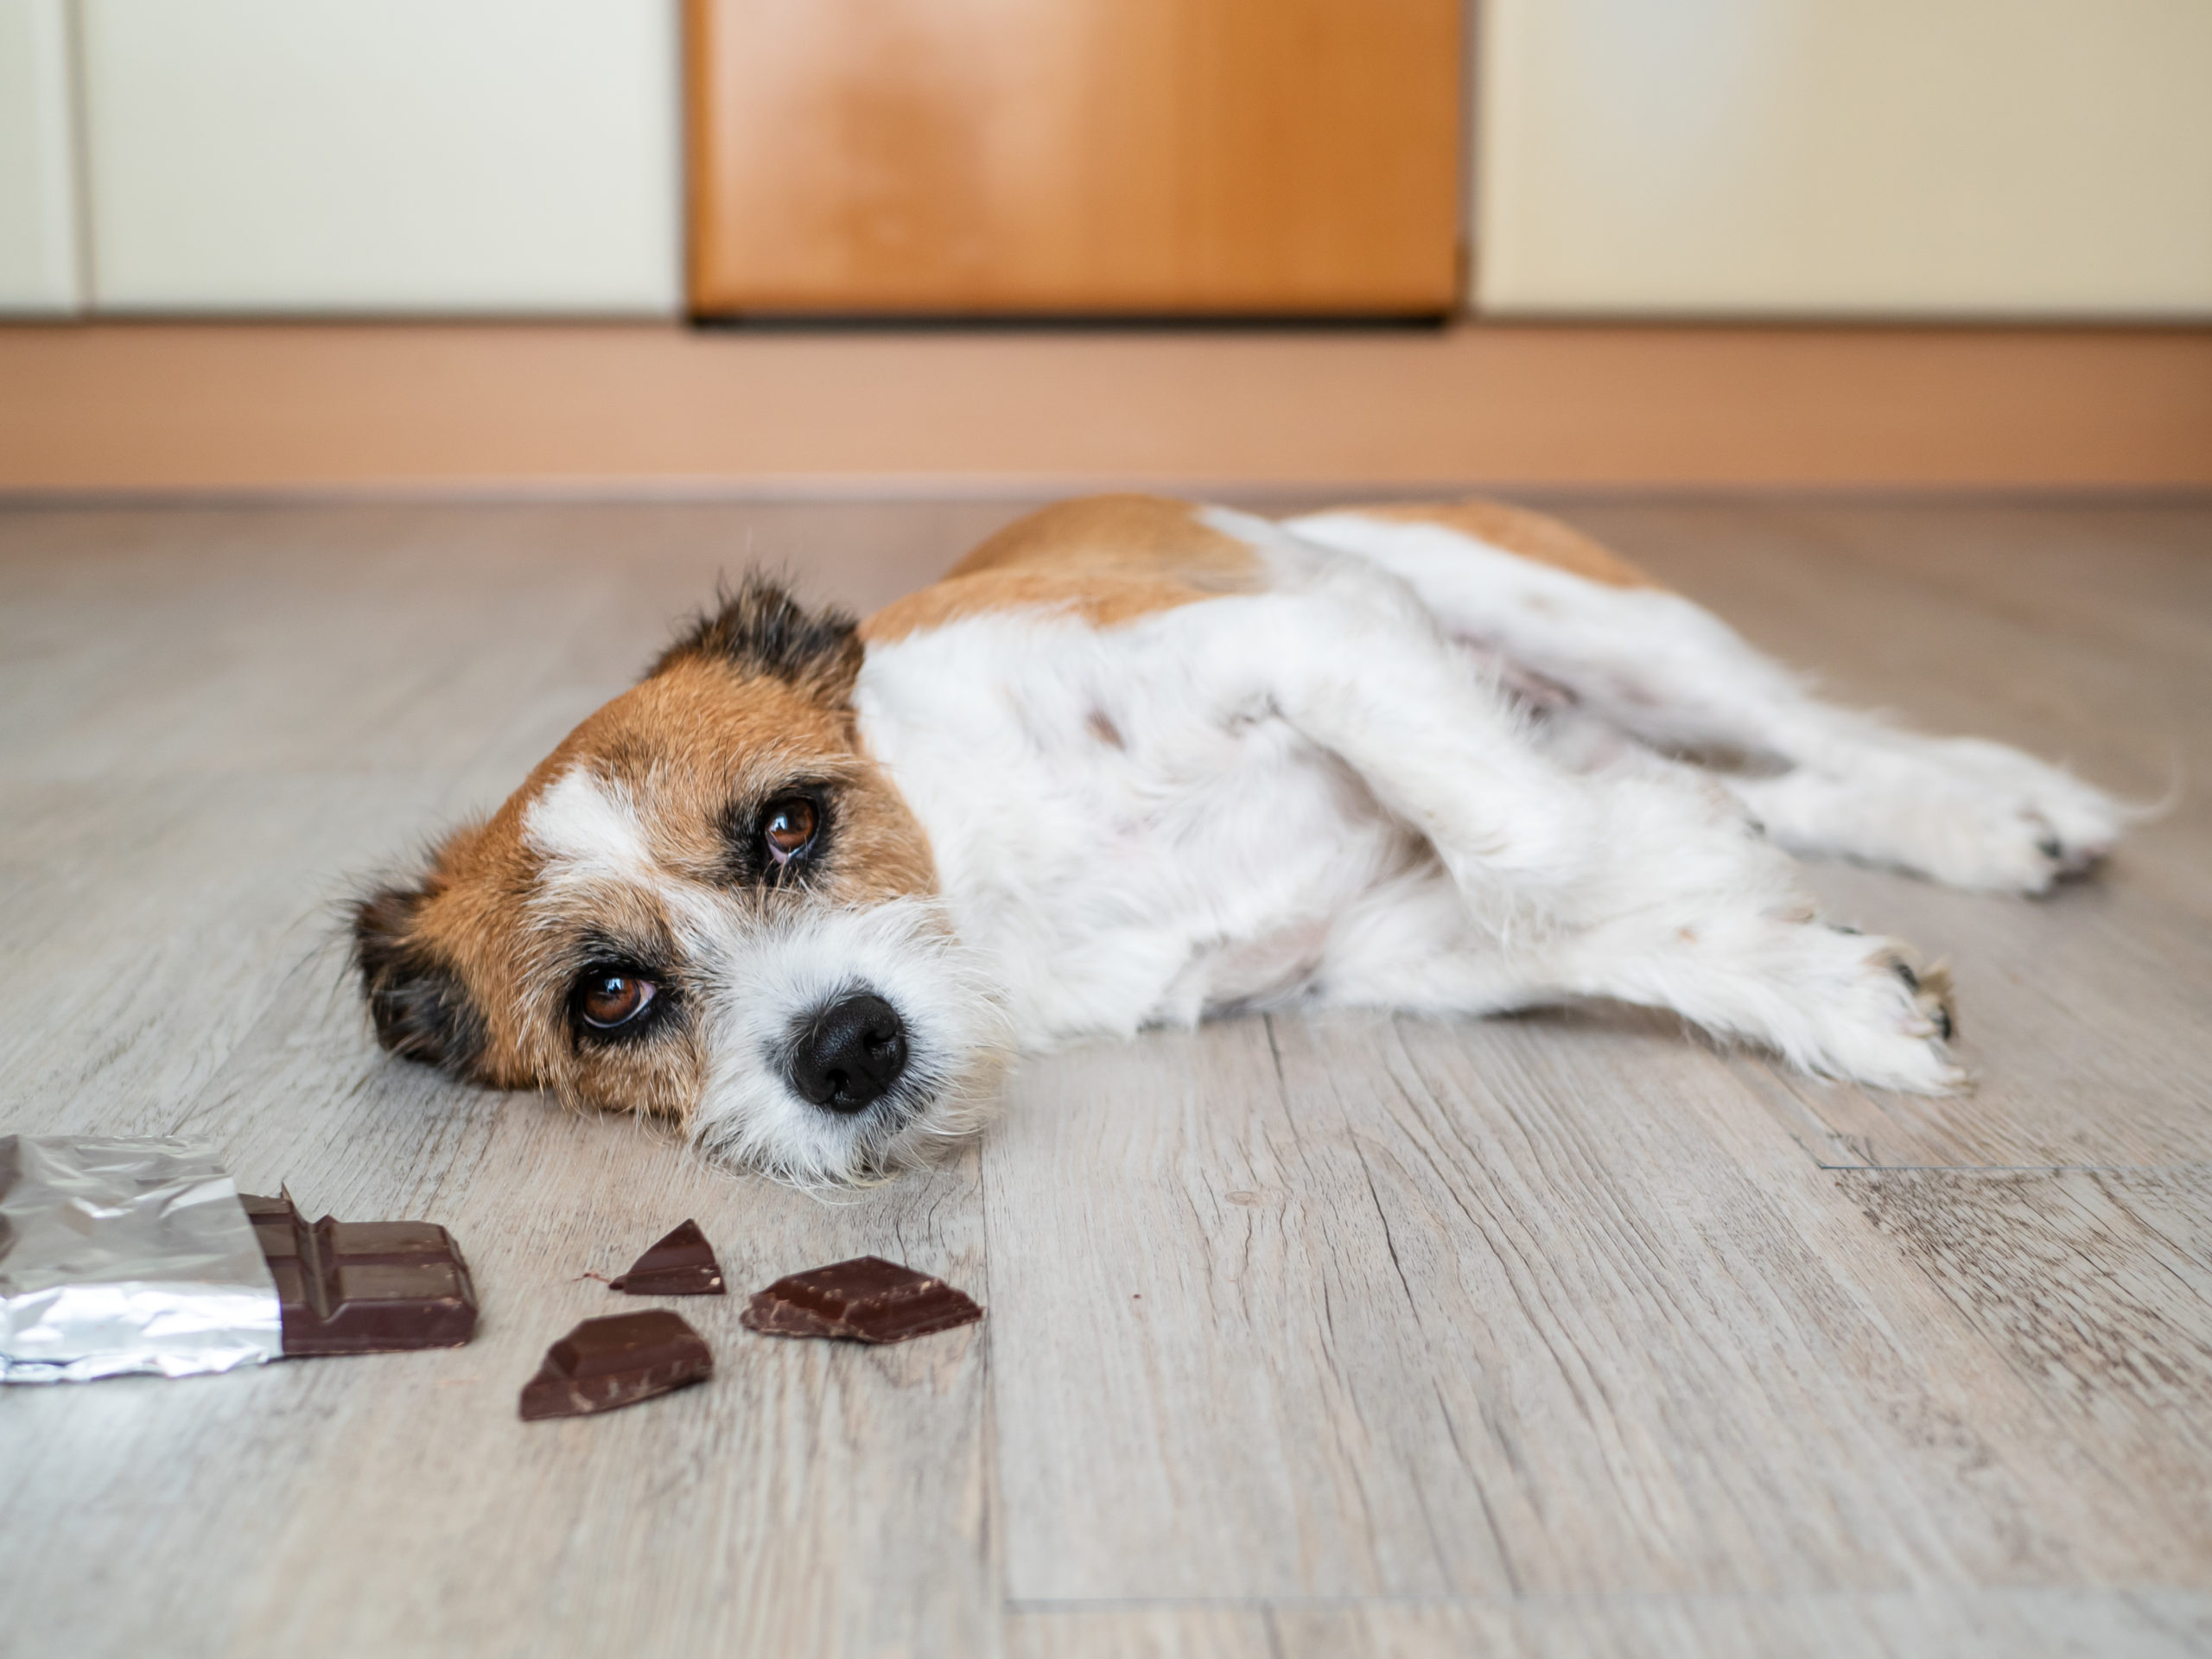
[353,495,2122,1185]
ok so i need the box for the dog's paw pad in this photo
[1791,938,1965,1096]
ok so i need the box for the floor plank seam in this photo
[1822,1164,2212,1174]
[1001,1586,2212,1614]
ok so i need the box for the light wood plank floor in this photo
[2,497,2209,1659]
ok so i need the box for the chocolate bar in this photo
[609,1219,724,1295]
[741,1256,982,1344]
[519,1310,712,1420]
[239,1192,477,1357]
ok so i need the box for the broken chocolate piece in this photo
[608,1219,724,1296]
[519,1310,712,1421]
[239,1192,477,1357]
[741,1256,982,1344]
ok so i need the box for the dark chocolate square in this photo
[741,1256,982,1344]
[519,1310,713,1420]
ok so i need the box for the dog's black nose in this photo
[788,993,908,1113]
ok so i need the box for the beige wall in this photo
[1477,0,2212,318]
[79,0,683,315]
[0,0,81,315]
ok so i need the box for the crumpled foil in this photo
[0,1135,282,1383]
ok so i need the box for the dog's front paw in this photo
[1784,931,1966,1095]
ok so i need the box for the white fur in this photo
[537,504,2123,1178]
[1287,510,2124,893]
[677,895,1010,1188]
[856,530,1978,1094]
[524,766,655,888]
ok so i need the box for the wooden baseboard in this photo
[1,321,2205,496]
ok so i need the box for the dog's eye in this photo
[720,787,831,888]
[578,971,655,1030]
[761,795,819,865]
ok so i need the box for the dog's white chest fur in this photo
[858,607,1420,1045]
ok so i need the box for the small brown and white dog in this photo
[354,496,2121,1185]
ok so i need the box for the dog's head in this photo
[353,576,1007,1185]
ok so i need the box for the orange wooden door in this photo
[686,0,1463,316]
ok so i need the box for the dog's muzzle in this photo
[786,992,909,1113]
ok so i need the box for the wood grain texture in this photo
[0,499,1001,1659]
[1004,1607,1275,1659]
[1845,1171,2212,1522]
[1274,1591,2212,1658]
[1,1075,997,1657]
[686,0,1460,315]
[3,499,2211,1657]
[982,1003,2203,1605]
[1553,500,2212,1169]
[4,324,2210,495]
[1001,1591,2212,1659]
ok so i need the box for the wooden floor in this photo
[3,496,2210,1658]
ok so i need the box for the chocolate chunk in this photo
[741,1256,982,1344]
[239,1192,477,1357]
[519,1310,712,1421]
[608,1219,724,1295]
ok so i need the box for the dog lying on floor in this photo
[353,496,2121,1185]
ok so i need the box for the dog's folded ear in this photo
[353,876,487,1079]
[649,572,863,705]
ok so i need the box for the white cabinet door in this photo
[1478,0,2212,318]
[80,0,680,315]
[0,0,82,315]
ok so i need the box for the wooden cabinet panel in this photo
[1478,0,2212,319]
[687,0,1462,316]
[0,0,82,315]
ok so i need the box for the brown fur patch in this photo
[861,495,1266,643]
[358,645,936,1127]
[1335,498,1656,589]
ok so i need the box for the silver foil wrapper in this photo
[0,1134,283,1383]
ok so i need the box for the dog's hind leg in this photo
[1280,502,2124,894]
[1179,570,1961,1092]
[1313,856,1962,1097]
